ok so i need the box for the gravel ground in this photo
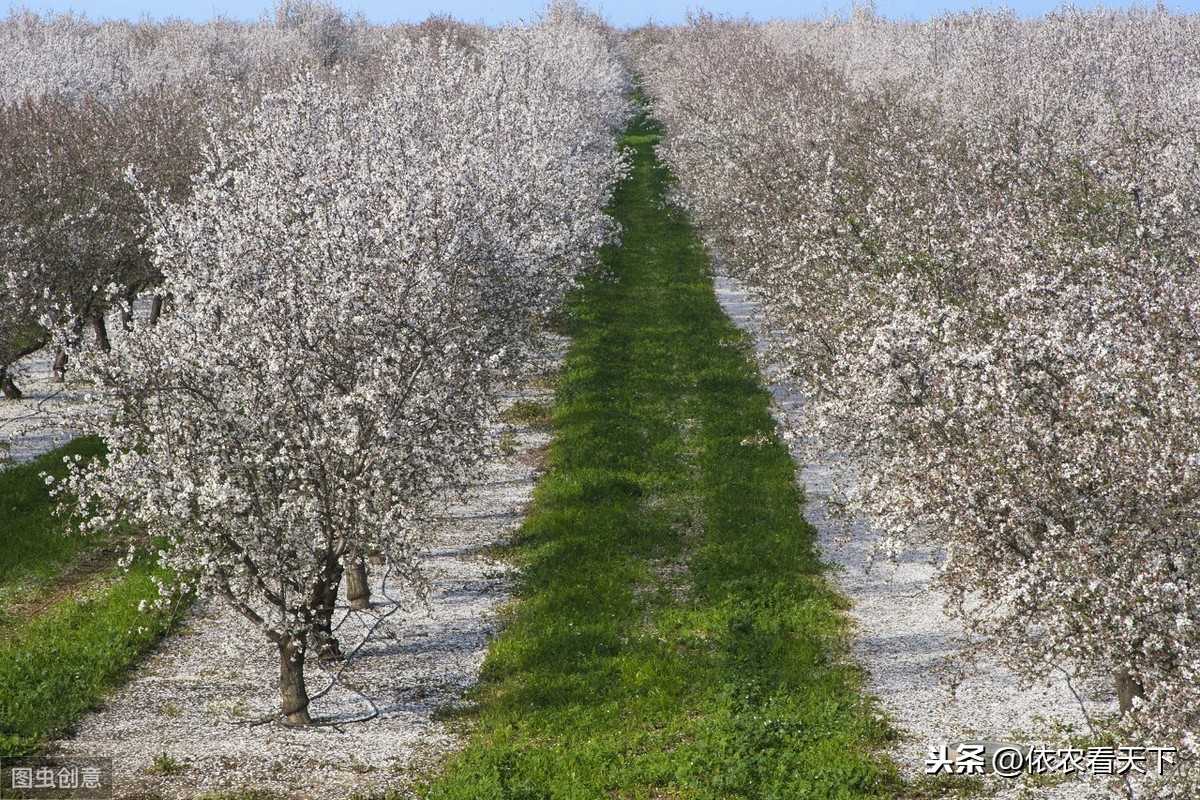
[712,271,1123,800]
[0,347,93,464]
[50,349,561,799]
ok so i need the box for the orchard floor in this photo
[420,106,898,799]
[0,347,93,464]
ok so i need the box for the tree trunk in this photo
[52,319,82,381]
[0,366,21,400]
[312,558,345,662]
[91,314,112,352]
[345,554,371,610]
[279,635,313,725]
[148,295,165,326]
[52,348,67,381]
[1116,670,1145,715]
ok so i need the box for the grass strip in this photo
[0,437,108,619]
[425,107,900,798]
[0,438,181,757]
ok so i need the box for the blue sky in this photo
[6,0,1198,28]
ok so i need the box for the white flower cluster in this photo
[46,4,627,723]
[0,1,387,399]
[0,88,201,385]
[0,1,381,105]
[0,2,520,403]
[634,11,1200,797]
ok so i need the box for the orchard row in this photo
[633,9,1200,798]
[2,0,630,723]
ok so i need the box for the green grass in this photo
[500,400,554,429]
[0,436,108,620]
[0,548,181,756]
[149,750,190,776]
[425,108,900,798]
[0,437,183,757]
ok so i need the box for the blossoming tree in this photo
[59,11,626,724]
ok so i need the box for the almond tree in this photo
[62,74,497,724]
[61,10,627,724]
[0,272,42,400]
[0,87,202,394]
